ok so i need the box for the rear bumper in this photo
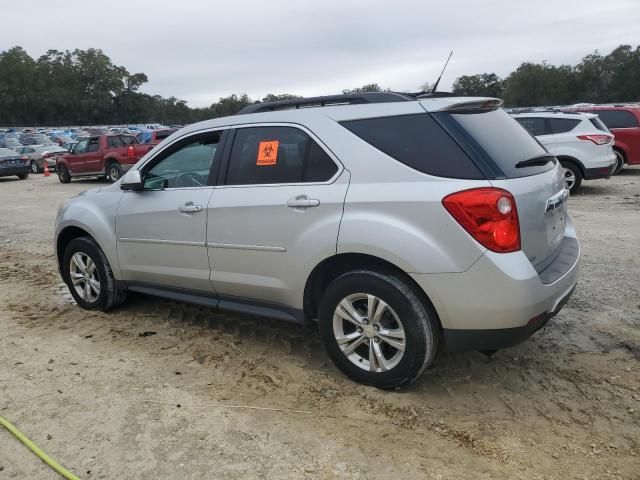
[443,284,576,352]
[584,162,616,180]
[0,165,30,176]
[410,223,580,351]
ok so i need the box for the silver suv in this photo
[55,93,580,388]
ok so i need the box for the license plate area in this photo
[545,189,569,248]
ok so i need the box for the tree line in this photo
[452,45,640,106]
[0,44,638,127]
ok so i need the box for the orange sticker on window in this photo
[257,140,279,165]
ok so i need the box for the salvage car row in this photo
[0,125,177,180]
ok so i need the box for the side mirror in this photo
[120,170,144,191]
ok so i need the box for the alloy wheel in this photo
[332,293,406,372]
[563,167,575,190]
[69,252,100,302]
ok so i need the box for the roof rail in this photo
[236,92,413,115]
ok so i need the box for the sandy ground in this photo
[0,169,639,480]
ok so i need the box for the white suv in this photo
[512,111,616,192]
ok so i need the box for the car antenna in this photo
[430,50,454,94]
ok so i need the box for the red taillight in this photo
[577,134,613,145]
[127,145,135,158]
[443,188,521,253]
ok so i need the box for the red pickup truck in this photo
[56,134,154,183]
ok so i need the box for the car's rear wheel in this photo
[30,161,39,174]
[62,237,126,311]
[319,270,438,389]
[562,163,582,193]
[58,165,71,183]
[613,150,625,175]
[107,162,122,183]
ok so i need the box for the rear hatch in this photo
[427,102,568,271]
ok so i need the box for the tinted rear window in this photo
[548,118,580,134]
[590,110,639,129]
[442,109,553,179]
[340,114,483,179]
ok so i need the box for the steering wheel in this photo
[174,171,205,188]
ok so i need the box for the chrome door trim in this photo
[206,242,286,252]
[119,237,206,247]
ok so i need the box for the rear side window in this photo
[442,109,552,179]
[107,135,139,148]
[515,117,548,136]
[548,118,580,134]
[340,114,483,179]
[226,126,338,185]
[590,110,639,129]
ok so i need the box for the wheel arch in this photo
[303,252,442,330]
[556,155,585,175]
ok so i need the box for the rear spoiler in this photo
[434,98,504,114]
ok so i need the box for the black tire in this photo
[17,173,29,180]
[318,270,438,389]
[613,150,625,175]
[58,165,71,183]
[561,162,582,194]
[62,237,126,312]
[30,160,40,174]
[106,162,122,183]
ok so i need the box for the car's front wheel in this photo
[17,173,28,180]
[319,270,438,389]
[30,161,39,174]
[62,237,126,311]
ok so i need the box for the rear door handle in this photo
[286,195,320,209]
[178,202,203,214]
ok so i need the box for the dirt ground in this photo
[0,169,639,480]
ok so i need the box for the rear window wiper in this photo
[515,154,555,168]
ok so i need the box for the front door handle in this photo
[286,195,320,209]
[178,202,203,214]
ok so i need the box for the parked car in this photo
[62,141,77,152]
[20,134,56,146]
[0,147,29,179]
[53,135,75,146]
[56,134,154,183]
[16,145,68,173]
[1,137,22,149]
[512,111,616,192]
[563,105,640,174]
[136,128,176,144]
[55,93,580,388]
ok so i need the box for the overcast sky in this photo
[4,0,639,107]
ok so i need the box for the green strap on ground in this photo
[0,415,80,480]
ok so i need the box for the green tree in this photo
[452,73,504,98]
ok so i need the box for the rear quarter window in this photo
[340,114,484,179]
[548,118,580,134]
[515,117,548,136]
